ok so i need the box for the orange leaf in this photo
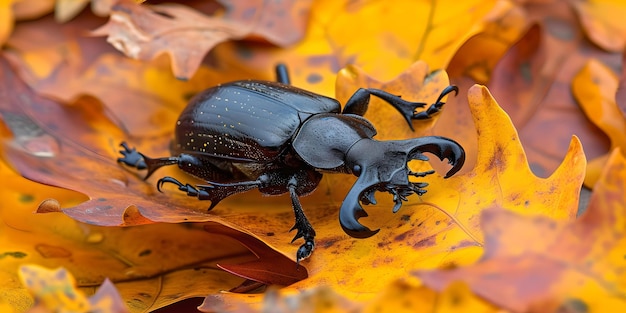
[572,58,626,188]
[92,0,312,79]
[415,149,626,312]
[572,0,626,52]
[0,67,299,311]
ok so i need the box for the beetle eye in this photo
[352,165,362,176]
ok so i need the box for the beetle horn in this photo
[339,136,465,238]
[339,167,382,238]
[407,136,465,178]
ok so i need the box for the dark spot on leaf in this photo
[236,45,253,60]
[139,249,152,257]
[19,194,35,203]
[266,232,275,236]
[524,200,530,207]
[394,232,407,242]
[400,214,411,221]
[557,298,589,313]
[0,251,27,259]
[306,73,323,84]
[97,198,107,202]
[435,220,441,225]
[520,61,532,82]
[414,235,436,248]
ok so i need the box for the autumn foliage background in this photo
[1,0,626,312]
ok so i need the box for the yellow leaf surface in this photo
[0,0,14,46]
[0,158,276,312]
[572,58,626,188]
[207,83,585,307]
[19,265,129,313]
[416,149,626,312]
[201,280,500,313]
[211,0,497,89]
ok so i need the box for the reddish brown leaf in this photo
[206,224,308,287]
[487,3,620,177]
[92,0,312,79]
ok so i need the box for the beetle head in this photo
[340,136,465,238]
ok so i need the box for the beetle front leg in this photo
[117,142,178,179]
[342,86,459,130]
[287,177,316,264]
[412,85,459,120]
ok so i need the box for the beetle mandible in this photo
[118,64,465,263]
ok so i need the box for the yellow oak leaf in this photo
[415,149,626,312]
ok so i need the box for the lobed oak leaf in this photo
[92,0,312,79]
[0,156,300,312]
[572,58,626,188]
[209,0,498,90]
[4,11,256,138]
[0,58,303,311]
[415,149,626,312]
[473,1,620,177]
[208,79,586,308]
[487,22,612,177]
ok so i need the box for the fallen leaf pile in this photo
[1,0,625,312]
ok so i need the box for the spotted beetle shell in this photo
[173,80,340,162]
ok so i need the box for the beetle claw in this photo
[117,142,147,170]
[413,85,459,120]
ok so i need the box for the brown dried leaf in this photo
[92,0,312,79]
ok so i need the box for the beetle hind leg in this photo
[287,177,316,264]
[157,176,260,210]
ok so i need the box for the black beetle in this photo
[118,64,465,263]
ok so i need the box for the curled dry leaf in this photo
[0,58,302,311]
[93,0,312,79]
[415,149,626,312]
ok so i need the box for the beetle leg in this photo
[413,85,459,120]
[118,142,147,169]
[342,86,459,130]
[287,177,316,264]
[117,142,178,179]
[157,176,261,210]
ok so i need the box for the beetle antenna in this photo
[275,63,291,84]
